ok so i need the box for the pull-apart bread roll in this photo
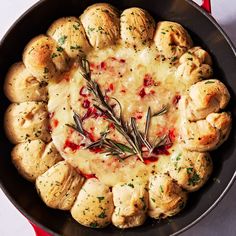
[36,161,84,210]
[71,178,114,228]
[176,47,213,85]
[47,17,91,58]
[4,102,50,144]
[154,21,192,59]
[184,79,230,121]
[148,174,187,219]
[80,3,120,49]
[4,62,48,102]
[120,8,155,46]
[112,182,148,228]
[180,97,231,152]
[168,150,213,192]
[23,35,69,80]
[12,140,62,182]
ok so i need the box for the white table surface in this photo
[0,1,235,235]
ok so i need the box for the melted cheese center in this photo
[48,43,190,186]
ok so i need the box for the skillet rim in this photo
[0,0,235,235]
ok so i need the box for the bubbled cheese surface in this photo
[48,42,189,186]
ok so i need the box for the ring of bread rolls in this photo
[3,3,231,229]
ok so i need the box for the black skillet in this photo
[0,0,236,235]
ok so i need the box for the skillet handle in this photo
[29,222,52,236]
[201,0,211,14]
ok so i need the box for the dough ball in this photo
[120,8,155,46]
[176,47,213,85]
[47,17,91,58]
[180,98,231,151]
[4,102,51,144]
[154,21,192,59]
[148,174,187,218]
[168,150,213,191]
[185,79,230,121]
[71,178,114,228]
[12,140,62,182]
[23,35,70,81]
[80,3,120,49]
[4,62,48,102]
[36,161,84,210]
[112,182,148,228]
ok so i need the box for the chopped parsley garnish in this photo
[97,196,104,202]
[205,81,215,84]
[56,46,63,52]
[188,172,200,186]
[90,222,99,228]
[58,35,67,45]
[98,211,107,219]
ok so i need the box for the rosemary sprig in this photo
[67,58,170,162]
[152,105,169,117]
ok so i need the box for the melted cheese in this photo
[48,42,191,186]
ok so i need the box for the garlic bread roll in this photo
[185,79,230,121]
[80,3,120,49]
[168,150,213,192]
[148,174,187,219]
[4,62,48,102]
[120,8,155,46]
[180,97,231,151]
[23,35,69,81]
[47,17,91,59]
[4,102,50,144]
[12,140,62,182]
[176,47,213,85]
[71,178,114,228]
[154,21,192,59]
[36,161,84,210]
[112,182,148,228]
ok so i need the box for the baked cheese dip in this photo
[4,3,231,229]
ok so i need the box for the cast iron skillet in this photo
[0,0,236,235]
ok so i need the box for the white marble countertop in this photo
[0,1,235,235]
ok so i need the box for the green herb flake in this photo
[51,53,58,59]
[73,24,80,30]
[98,211,107,219]
[151,198,156,203]
[205,81,215,84]
[159,185,164,193]
[56,46,63,52]
[127,183,134,188]
[97,196,104,202]
[186,167,193,174]
[90,222,99,228]
[44,67,49,73]
[58,35,67,45]
[188,172,200,186]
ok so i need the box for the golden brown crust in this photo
[148,174,187,218]
[4,62,48,102]
[185,79,230,121]
[80,3,120,49]
[36,161,84,210]
[176,47,213,85]
[154,21,193,59]
[71,178,114,228]
[12,140,63,182]
[47,17,91,58]
[112,182,148,228]
[168,150,213,192]
[23,35,70,81]
[4,102,51,144]
[120,8,155,46]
